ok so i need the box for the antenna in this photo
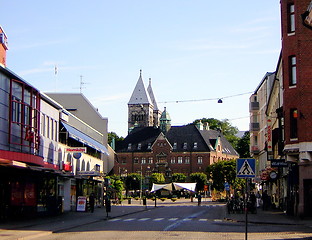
[79,75,90,93]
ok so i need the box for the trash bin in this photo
[143,198,146,206]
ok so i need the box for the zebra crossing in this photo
[108,217,223,223]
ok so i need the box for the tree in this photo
[193,118,239,148]
[190,172,207,191]
[236,131,251,158]
[108,132,124,146]
[206,159,244,192]
[150,173,165,185]
[171,173,187,183]
[125,173,141,191]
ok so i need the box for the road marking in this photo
[153,218,165,221]
[168,218,178,221]
[163,210,206,231]
[108,218,121,222]
[124,218,136,221]
[138,218,150,221]
[199,219,208,221]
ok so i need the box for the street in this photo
[36,201,312,240]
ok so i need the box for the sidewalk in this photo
[0,199,311,240]
[0,200,152,240]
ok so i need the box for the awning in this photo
[62,122,109,155]
[150,182,196,193]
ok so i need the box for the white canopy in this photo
[150,182,196,193]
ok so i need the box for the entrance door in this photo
[304,179,312,216]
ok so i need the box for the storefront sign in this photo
[76,196,87,211]
[270,159,287,167]
[266,118,272,152]
[65,147,87,153]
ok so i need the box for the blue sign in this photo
[224,182,230,191]
[236,158,256,178]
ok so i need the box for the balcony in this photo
[250,122,260,131]
[250,145,260,154]
[249,101,259,111]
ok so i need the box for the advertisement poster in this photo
[76,196,87,211]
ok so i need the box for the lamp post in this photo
[140,163,142,204]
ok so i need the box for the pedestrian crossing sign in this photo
[236,158,256,178]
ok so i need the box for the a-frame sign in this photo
[236,158,256,178]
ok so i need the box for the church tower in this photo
[128,70,155,132]
[160,107,171,134]
[147,78,161,127]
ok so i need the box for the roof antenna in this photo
[79,75,89,93]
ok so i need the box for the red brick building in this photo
[281,0,312,216]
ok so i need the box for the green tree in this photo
[190,172,207,191]
[108,132,124,146]
[125,173,141,191]
[171,173,187,183]
[150,173,165,185]
[206,159,244,192]
[236,131,251,158]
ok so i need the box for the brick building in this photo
[114,73,238,179]
[280,0,312,216]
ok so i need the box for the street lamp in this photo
[140,163,142,204]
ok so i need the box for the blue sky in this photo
[2,1,281,137]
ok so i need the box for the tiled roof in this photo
[115,124,238,156]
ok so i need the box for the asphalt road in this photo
[38,203,312,240]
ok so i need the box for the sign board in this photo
[271,159,288,167]
[236,158,256,178]
[65,147,87,153]
[76,196,87,211]
[224,182,230,191]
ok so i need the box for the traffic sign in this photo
[224,182,230,191]
[236,158,256,178]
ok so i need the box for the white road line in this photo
[168,218,178,221]
[108,218,121,222]
[153,218,165,221]
[199,219,208,221]
[123,218,136,221]
[138,218,150,221]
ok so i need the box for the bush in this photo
[160,198,166,202]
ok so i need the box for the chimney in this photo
[0,26,8,67]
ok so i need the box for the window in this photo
[290,108,298,139]
[137,143,141,150]
[289,56,297,86]
[134,157,139,164]
[183,142,187,150]
[197,156,203,164]
[178,157,183,164]
[173,142,177,150]
[148,157,153,164]
[288,4,295,33]
[193,142,198,149]
[185,156,190,164]
[141,157,146,164]
[147,143,151,150]
[128,143,132,150]
[171,157,175,164]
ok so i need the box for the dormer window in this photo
[194,142,198,149]
[147,143,151,150]
[183,142,187,150]
[173,142,177,150]
[128,143,132,150]
[137,143,141,150]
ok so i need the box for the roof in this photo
[115,124,238,156]
[147,78,159,111]
[128,71,153,105]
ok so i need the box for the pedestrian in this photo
[256,191,261,208]
[89,193,95,213]
[262,190,270,210]
[197,194,202,206]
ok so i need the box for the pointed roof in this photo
[147,78,159,111]
[128,70,153,105]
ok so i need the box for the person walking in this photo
[197,194,202,206]
[89,193,95,213]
